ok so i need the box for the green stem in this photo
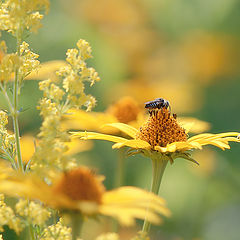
[0,82,14,111]
[12,32,24,172]
[142,155,168,234]
[115,148,125,187]
[71,212,84,240]
[29,224,35,240]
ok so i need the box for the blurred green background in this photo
[1,0,240,239]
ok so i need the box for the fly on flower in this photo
[145,98,171,115]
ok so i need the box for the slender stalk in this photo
[0,82,14,112]
[142,155,168,234]
[12,32,24,172]
[29,224,35,240]
[71,212,84,240]
[112,148,125,232]
[115,148,125,187]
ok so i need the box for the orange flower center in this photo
[53,167,105,204]
[136,108,187,148]
[106,96,141,124]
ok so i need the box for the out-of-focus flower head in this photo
[62,96,146,133]
[109,81,202,113]
[0,164,170,226]
[179,32,238,84]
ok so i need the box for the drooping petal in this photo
[102,123,138,138]
[100,186,170,226]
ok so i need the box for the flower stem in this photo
[115,148,125,187]
[13,32,24,172]
[29,224,35,240]
[71,212,84,240]
[142,155,168,234]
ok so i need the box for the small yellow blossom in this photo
[0,194,22,234]
[0,0,49,35]
[0,165,170,226]
[16,199,51,226]
[19,41,40,81]
[0,41,39,82]
[40,219,72,240]
[0,111,16,164]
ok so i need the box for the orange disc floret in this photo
[106,96,141,124]
[52,167,105,204]
[136,108,187,148]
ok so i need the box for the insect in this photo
[144,98,171,111]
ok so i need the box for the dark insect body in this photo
[145,98,171,111]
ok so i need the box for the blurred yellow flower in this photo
[72,108,240,164]
[108,81,202,114]
[62,96,146,133]
[19,135,93,164]
[0,165,170,226]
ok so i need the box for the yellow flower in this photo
[71,107,240,164]
[0,165,170,226]
[62,96,146,133]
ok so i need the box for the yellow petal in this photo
[178,117,211,134]
[188,132,240,142]
[71,131,128,144]
[100,186,170,226]
[112,139,151,149]
[62,109,117,132]
[20,135,35,164]
[65,138,93,155]
[26,60,66,80]
[102,123,138,138]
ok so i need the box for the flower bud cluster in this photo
[32,40,100,174]
[40,219,72,240]
[0,111,16,162]
[0,194,22,234]
[0,0,49,35]
[16,199,51,226]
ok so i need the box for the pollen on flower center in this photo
[52,167,105,204]
[136,108,187,148]
[106,96,141,124]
